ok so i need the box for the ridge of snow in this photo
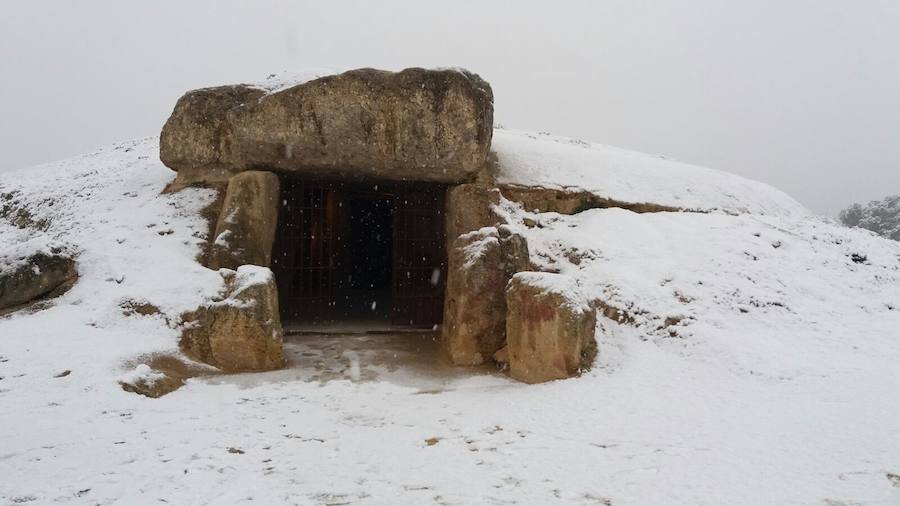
[493,128,809,217]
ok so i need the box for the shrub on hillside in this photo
[839,195,900,241]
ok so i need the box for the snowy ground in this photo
[1,135,900,505]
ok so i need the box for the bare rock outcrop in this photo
[180,266,284,372]
[207,171,280,270]
[499,185,681,215]
[505,272,597,383]
[161,68,494,186]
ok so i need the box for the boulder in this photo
[207,171,280,271]
[180,266,283,372]
[161,68,494,186]
[505,272,597,383]
[442,226,531,365]
[0,242,77,311]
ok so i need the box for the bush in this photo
[838,195,900,241]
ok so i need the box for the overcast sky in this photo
[2,1,898,216]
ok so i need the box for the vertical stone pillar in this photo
[207,170,280,270]
[442,226,532,365]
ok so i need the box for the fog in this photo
[2,0,899,216]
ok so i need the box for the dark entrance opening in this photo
[340,194,393,322]
[272,178,446,330]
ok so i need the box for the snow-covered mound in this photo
[0,137,221,354]
[494,129,809,217]
[495,197,900,378]
[2,133,899,505]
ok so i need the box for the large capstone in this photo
[0,241,77,312]
[505,272,597,383]
[161,68,494,186]
[207,170,280,270]
[180,266,284,372]
[159,84,266,184]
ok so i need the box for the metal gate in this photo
[271,180,336,322]
[391,187,446,327]
[273,179,446,328]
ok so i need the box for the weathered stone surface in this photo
[442,228,506,365]
[180,266,284,372]
[499,185,680,215]
[160,84,266,184]
[161,68,494,186]
[442,226,531,365]
[493,345,509,365]
[506,272,597,383]
[0,246,77,311]
[207,171,280,271]
[445,184,501,251]
[194,183,228,264]
[497,225,532,273]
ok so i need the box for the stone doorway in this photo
[272,178,447,331]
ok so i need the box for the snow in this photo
[459,226,500,268]
[0,228,71,272]
[230,264,274,295]
[1,133,899,505]
[511,271,592,313]
[494,128,810,217]
[253,67,346,94]
[0,137,221,354]
[209,265,275,312]
[118,363,166,389]
[495,196,900,379]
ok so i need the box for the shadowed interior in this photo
[272,178,447,330]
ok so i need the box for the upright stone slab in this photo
[160,68,494,186]
[506,272,597,383]
[180,266,284,372]
[207,171,280,271]
[445,184,501,251]
[442,226,532,365]
[442,228,506,365]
